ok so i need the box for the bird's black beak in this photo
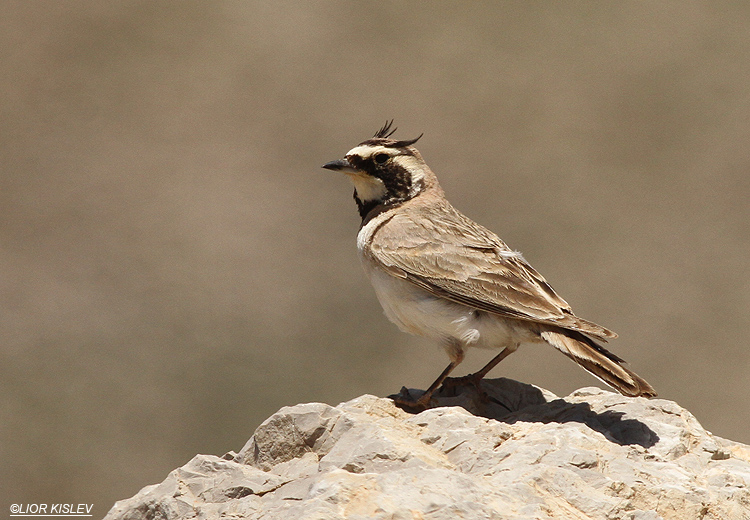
[322,158,358,174]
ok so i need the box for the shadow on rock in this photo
[393,377,659,448]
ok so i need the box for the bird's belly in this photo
[364,265,531,349]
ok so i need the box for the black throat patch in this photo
[353,192,380,220]
[348,157,414,220]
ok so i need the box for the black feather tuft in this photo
[364,122,423,149]
[390,133,423,148]
[374,120,398,139]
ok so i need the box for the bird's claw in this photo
[389,387,432,412]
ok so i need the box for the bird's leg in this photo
[442,346,514,391]
[391,360,459,411]
[439,347,516,412]
[472,346,516,381]
[392,345,465,411]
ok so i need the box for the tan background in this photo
[2,1,749,514]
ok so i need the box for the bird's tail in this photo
[540,329,656,398]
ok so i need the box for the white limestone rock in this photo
[105,378,750,520]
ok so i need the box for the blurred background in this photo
[2,1,749,514]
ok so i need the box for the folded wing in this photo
[366,201,617,341]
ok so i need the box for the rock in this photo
[104,378,750,520]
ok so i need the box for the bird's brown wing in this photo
[365,201,616,340]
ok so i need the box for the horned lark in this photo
[323,121,656,408]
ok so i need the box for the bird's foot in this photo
[389,387,432,412]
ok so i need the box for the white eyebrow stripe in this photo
[346,144,392,158]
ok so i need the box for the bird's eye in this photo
[373,153,389,164]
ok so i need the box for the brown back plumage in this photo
[365,199,617,339]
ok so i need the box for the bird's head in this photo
[323,121,440,219]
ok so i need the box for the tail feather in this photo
[540,329,656,398]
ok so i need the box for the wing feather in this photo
[366,201,616,340]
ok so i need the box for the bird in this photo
[322,121,656,409]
